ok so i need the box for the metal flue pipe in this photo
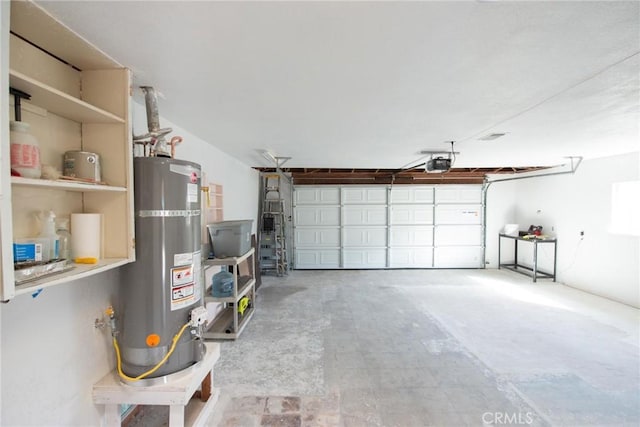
[141,86,161,133]
[133,86,173,157]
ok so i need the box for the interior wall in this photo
[1,270,120,424]
[0,102,260,425]
[493,152,639,308]
[484,180,517,268]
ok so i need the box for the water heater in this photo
[119,157,204,379]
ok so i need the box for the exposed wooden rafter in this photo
[254,166,549,185]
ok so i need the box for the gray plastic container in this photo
[207,220,253,258]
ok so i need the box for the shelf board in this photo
[9,69,125,124]
[203,247,255,267]
[205,278,255,303]
[14,258,131,297]
[203,306,255,340]
[11,177,127,192]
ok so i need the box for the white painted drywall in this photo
[1,270,120,424]
[484,180,517,268]
[487,152,639,308]
[0,103,259,425]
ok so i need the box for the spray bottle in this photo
[10,88,41,178]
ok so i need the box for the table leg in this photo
[498,236,501,269]
[104,404,121,427]
[514,239,518,269]
[553,240,557,282]
[169,405,185,427]
[533,241,538,283]
[201,371,212,402]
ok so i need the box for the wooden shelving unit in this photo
[203,248,256,340]
[8,69,125,124]
[1,1,135,300]
[14,258,130,296]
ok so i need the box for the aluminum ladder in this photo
[260,174,288,276]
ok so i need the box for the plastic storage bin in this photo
[207,220,253,258]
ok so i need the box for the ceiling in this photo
[34,1,640,170]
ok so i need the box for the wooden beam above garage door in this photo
[254,167,547,185]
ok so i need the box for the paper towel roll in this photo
[71,213,101,259]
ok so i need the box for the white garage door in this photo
[293,185,484,269]
[433,187,483,268]
[342,187,388,268]
[293,187,341,269]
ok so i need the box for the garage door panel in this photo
[435,225,482,246]
[391,206,434,225]
[343,206,387,225]
[434,246,483,268]
[343,249,387,268]
[342,187,387,204]
[295,228,340,247]
[390,186,434,203]
[390,247,433,268]
[435,186,482,204]
[294,187,340,205]
[292,184,484,270]
[295,249,340,268]
[295,206,340,226]
[435,204,482,225]
[390,226,434,246]
[343,227,387,247]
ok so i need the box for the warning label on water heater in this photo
[187,183,198,203]
[172,284,194,300]
[174,252,193,267]
[170,251,202,311]
[171,265,194,287]
[171,264,195,311]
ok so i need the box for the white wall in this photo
[484,180,517,268]
[0,102,259,425]
[1,270,120,424]
[486,152,640,308]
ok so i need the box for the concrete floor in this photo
[132,269,640,426]
[207,269,639,427]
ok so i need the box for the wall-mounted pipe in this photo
[481,156,583,268]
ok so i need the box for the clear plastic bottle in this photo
[56,218,71,261]
[38,210,60,261]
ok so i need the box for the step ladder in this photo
[260,174,288,276]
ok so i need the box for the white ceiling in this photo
[36,1,640,169]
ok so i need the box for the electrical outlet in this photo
[580,230,585,238]
[190,307,208,327]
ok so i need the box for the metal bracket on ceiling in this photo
[419,150,461,156]
[262,151,292,170]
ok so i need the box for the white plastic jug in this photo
[10,121,41,179]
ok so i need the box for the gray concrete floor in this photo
[209,269,639,427]
[132,269,640,426]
